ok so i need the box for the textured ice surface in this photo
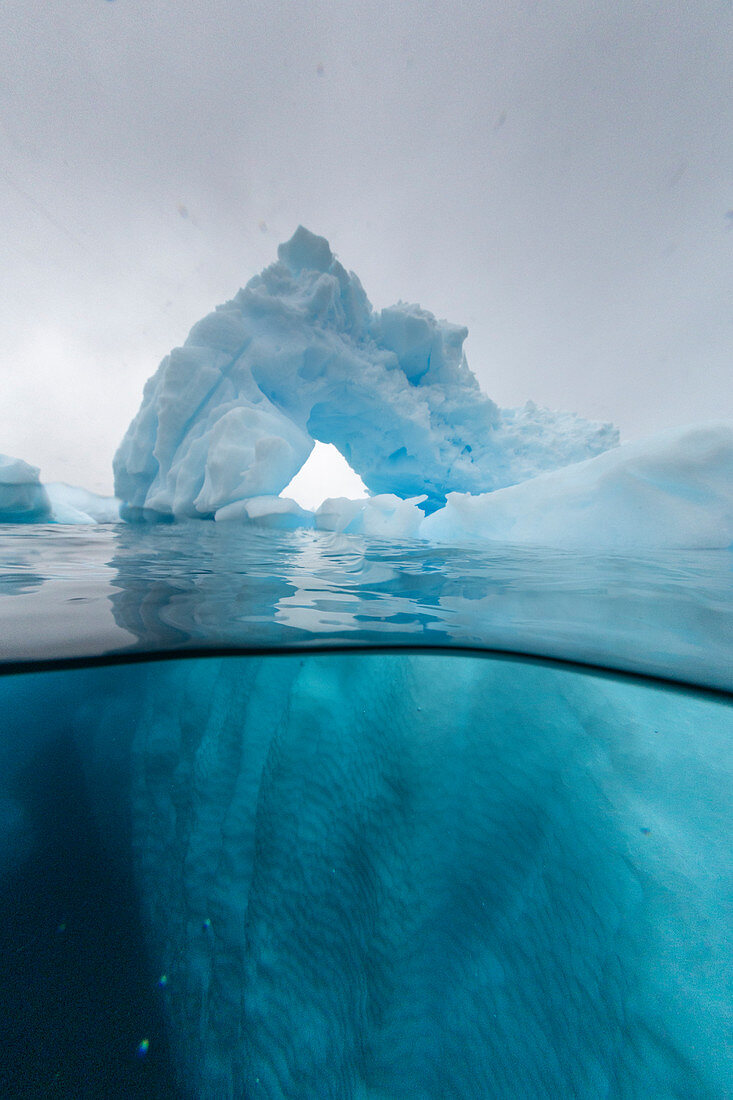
[0,454,51,522]
[206,422,733,548]
[113,227,617,519]
[24,653,727,1099]
[422,421,733,549]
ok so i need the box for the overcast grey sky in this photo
[1,0,731,493]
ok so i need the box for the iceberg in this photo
[0,457,120,526]
[422,422,733,549]
[6,232,730,549]
[0,454,52,523]
[212,422,733,549]
[114,227,617,520]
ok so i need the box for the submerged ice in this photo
[3,653,730,1099]
[113,227,616,520]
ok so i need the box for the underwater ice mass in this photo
[2,654,731,1099]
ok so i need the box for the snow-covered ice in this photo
[209,422,733,549]
[422,422,733,549]
[113,227,617,520]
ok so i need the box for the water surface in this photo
[0,525,731,1098]
[1,523,730,691]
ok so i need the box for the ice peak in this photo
[277,226,335,274]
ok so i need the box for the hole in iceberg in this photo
[281,441,368,511]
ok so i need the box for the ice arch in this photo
[114,227,616,521]
[282,441,367,511]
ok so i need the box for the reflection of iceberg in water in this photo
[68,653,731,1098]
[0,526,136,662]
[0,571,45,595]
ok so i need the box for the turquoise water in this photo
[0,526,731,1098]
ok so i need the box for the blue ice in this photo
[1,653,730,1098]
